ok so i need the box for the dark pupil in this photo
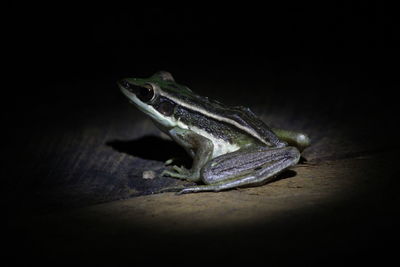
[137,87,154,103]
[157,100,175,116]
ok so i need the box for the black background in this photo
[5,2,398,101]
[4,1,399,266]
[5,2,398,147]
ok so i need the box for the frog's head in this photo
[118,71,191,128]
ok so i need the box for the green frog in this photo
[118,71,310,194]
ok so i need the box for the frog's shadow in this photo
[107,135,191,166]
[106,135,297,182]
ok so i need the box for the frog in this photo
[118,71,310,194]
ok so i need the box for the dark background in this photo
[4,1,399,265]
[5,2,398,100]
[5,2,397,152]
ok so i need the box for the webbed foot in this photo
[161,165,190,179]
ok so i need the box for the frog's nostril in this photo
[119,80,130,88]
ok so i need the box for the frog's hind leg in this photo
[176,146,300,194]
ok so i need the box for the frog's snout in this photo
[118,79,129,89]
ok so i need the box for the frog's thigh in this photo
[178,146,300,194]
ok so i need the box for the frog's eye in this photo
[136,84,155,103]
[157,100,175,116]
[120,80,155,103]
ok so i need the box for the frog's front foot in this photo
[161,165,201,182]
[161,165,189,179]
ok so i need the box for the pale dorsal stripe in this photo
[159,91,271,146]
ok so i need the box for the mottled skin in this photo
[118,71,310,194]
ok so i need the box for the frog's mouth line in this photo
[118,81,140,96]
[118,81,142,95]
[118,84,148,109]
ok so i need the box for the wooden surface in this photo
[5,77,397,265]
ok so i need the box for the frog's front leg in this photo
[161,127,213,182]
[176,146,300,194]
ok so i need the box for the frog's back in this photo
[160,83,284,148]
